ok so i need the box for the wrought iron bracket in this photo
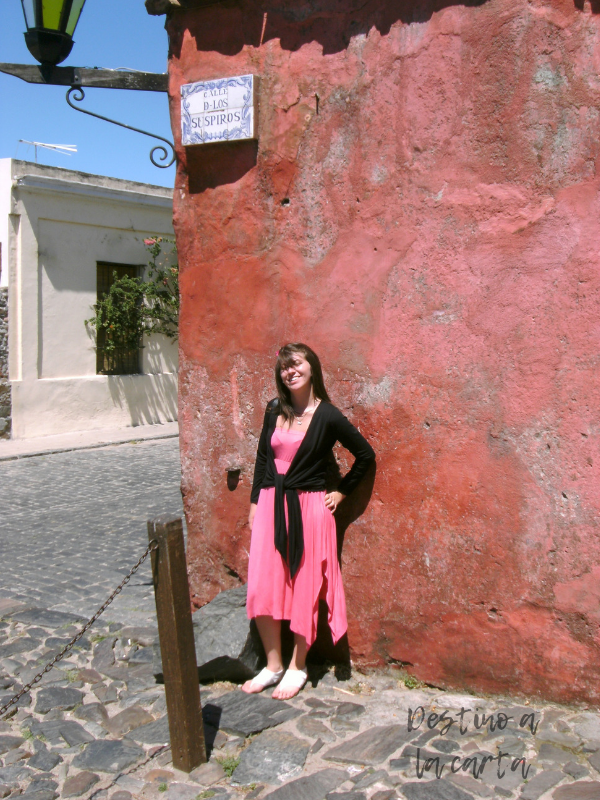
[0,64,174,169]
[66,86,175,168]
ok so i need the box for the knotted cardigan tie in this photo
[273,471,304,578]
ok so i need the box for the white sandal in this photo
[274,668,308,697]
[244,667,285,692]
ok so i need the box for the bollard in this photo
[148,515,206,772]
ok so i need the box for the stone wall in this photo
[162,0,600,704]
[0,287,10,439]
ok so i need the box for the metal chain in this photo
[0,539,159,719]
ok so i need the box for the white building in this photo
[0,159,177,440]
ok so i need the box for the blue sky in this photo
[0,2,174,188]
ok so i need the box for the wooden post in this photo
[148,515,206,772]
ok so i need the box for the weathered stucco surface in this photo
[166,0,600,703]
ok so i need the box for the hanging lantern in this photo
[20,0,87,66]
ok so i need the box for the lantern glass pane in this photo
[41,0,66,31]
[65,0,86,36]
[21,0,36,29]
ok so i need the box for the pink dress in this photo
[247,426,348,647]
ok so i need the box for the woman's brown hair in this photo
[274,343,330,424]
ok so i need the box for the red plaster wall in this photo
[166,0,600,704]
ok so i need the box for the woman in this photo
[243,343,375,700]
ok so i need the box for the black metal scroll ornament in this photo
[66,86,176,168]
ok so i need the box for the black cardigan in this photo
[250,399,376,578]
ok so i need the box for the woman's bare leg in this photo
[242,616,284,693]
[288,632,308,672]
[272,632,308,700]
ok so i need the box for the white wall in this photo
[0,160,12,287]
[5,159,178,439]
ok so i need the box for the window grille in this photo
[96,262,142,376]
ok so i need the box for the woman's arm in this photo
[332,408,376,497]
[248,502,258,530]
[250,400,277,505]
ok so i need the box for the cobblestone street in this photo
[0,438,183,625]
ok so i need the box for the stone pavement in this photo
[0,438,183,624]
[1,613,600,800]
[1,438,600,800]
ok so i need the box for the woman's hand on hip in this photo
[248,503,258,530]
[324,491,345,513]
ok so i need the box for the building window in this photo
[96,262,142,376]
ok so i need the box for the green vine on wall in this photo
[142,236,179,339]
[86,237,179,364]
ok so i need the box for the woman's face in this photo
[280,354,312,393]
